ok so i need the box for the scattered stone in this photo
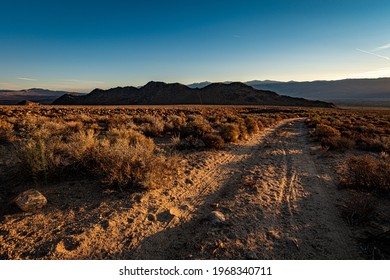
[210,203,219,209]
[246,251,258,260]
[132,194,143,203]
[147,213,157,222]
[14,189,47,212]
[101,219,117,229]
[157,208,180,222]
[185,178,193,185]
[208,211,226,225]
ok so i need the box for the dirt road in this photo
[0,119,361,259]
[126,118,360,259]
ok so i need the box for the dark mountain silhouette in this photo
[17,100,40,106]
[0,88,84,105]
[53,81,334,107]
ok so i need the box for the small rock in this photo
[147,213,157,222]
[132,194,143,203]
[157,208,180,222]
[208,211,225,225]
[210,203,219,209]
[246,251,258,260]
[14,189,47,212]
[185,178,193,185]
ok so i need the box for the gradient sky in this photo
[1,0,390,92]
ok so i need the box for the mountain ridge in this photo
[0,88,84,105]
[188,78,390,101]
[52,81,334,108]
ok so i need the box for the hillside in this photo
[0,88,84,105]
[53,81,334,107]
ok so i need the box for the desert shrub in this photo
[202,133,224,150]
[66,130,97,161]
[338,155,390,191]
[259,117,275,128]
[341,191,376,226]
[245,117,259,135]
[320,136,355,151]
[0,119,14,143]
[18,137,68,183]
[18,125,177,189]
[139,121,165,137]
[355,136,387,153]
[311,124,341,139]
[220,123,240,143]
[132,114,165,137]
[82,128,177,189]
[238,123,248,140]
[182,115,213,138]
[164,115,186,134]
[65,121,84,133]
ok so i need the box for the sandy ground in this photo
[0,119,363,259]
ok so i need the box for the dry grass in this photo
[311,124,341,139]
[202,133,225,150]
[85,129,178,189]
[341,191,377,226]
[17,121,177,189]
[338,155,390,192]
[220,123,240,143]
[1,105,309,190]
[0,119,14,143]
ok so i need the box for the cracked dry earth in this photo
[0,119,361,259]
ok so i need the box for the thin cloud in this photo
[373,43,390,52]
[356,48,390,60]
[17,77,37,81]
[64,79,104,84]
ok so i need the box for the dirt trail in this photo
[126,118,360,259]
[0,119,361,259]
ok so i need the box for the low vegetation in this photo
[339,155,390,192]
[0,105,308,191]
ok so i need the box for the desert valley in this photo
[1,83,389,259]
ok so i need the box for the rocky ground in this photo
[1,118,389,259]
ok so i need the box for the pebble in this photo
[208,211,226,225]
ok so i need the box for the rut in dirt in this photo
[129,119,361,259]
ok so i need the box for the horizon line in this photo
[1,76,390,92]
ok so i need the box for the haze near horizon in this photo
[1,0,390,92]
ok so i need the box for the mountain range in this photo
[189,78,390,106]
[1,78,389,106]
[0,88,84,105]
[52,81,334,108]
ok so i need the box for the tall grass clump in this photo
[18,123,177,189]
[18,136,68,184]
[86,128,177,189]
[311,124,341,139]
[0,119,14,143]
[245,117,259,135]
[339,155,390,192]
[220,123,240,143]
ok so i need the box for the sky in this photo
[1,0,390,92]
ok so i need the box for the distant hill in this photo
[186,78,390,107]
[0,88,84,105]
[247,78,390,103]
[53,81,334,108]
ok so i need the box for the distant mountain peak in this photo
[52,81,334,108]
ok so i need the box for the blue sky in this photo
[1,0,390,92]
